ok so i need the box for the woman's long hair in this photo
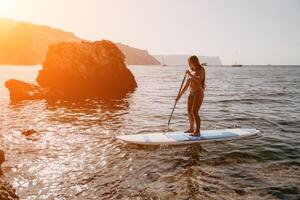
[188,55,206,90]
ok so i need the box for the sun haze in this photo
[0,0,299,65]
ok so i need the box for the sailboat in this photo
[161,56,167,66]
[232,51,242,67]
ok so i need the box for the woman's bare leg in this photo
[190,92,204,135]
[185,94,195,133]
[193,112,200,134]
[188,113,194,131]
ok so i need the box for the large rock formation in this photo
[37,40,137,99]
[153,55,223,66]
[5,40,137,101]
[0,19,159,65]
[0,150,19,200]
[116,43,160,65]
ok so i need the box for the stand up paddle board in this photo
[116,128,261,146]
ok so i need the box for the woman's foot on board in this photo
[184,129,194,133]
[189,130,200,137]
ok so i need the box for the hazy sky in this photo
[0,0,299,64]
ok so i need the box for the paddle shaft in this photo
[168,71,187,128]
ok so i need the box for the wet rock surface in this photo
[36,40,137,99]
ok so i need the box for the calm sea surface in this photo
[0,65,299,199]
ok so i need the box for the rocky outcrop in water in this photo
[37,40,137,99]
[5,40,137,101]
[5,79,47,101]
[0,150,19,200]
[21,129,38,137]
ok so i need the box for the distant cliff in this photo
[153,55,222,66]
[0,19,160,65]
[0,19,82,65]
[116,43,160,65]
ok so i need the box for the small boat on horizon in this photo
[161,56,167,66]
[232,51,243,67]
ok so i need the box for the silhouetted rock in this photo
[21,129,38,136]
[5,79,46,102]
[36,40,137,99]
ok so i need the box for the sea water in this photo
[0,65,299,199]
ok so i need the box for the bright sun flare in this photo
[0,0,17,18]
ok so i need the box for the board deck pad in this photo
[116,128,261,145]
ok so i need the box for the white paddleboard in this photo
[116,128,261,145]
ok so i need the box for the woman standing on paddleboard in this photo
[176,55,206,136]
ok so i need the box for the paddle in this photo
[167,71,188,128]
